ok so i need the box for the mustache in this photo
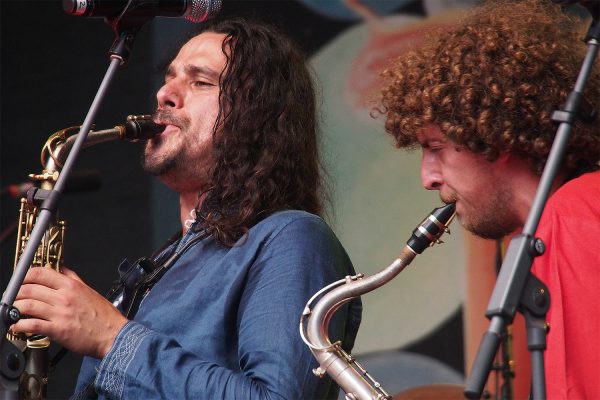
[152,109,190,131]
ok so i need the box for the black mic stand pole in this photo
[464,7,599,400]
[0,5,153,398]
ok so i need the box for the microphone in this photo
[1,170,103,199]
[0,182,34,200]
[62,0,222,23]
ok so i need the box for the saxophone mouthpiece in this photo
[122,115,165,141]
[407,203,456,254]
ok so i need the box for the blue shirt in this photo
[73,210,361,399]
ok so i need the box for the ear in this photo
[489,153,525,179]
[495,152,511,165]
[495,153,535,178]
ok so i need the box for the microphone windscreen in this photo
[187,0,222,23]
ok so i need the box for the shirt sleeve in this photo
[90,215,360,400]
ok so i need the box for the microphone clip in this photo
[106,1,155,64]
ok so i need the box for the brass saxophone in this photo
[300,203,456,400]
[8,115,163,400]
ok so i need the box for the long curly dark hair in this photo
[377,0,600,175]
[189,18,324,246]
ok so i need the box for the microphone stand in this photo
[491,240,513,400]
[0,4,154,398]
[464,8,599,400]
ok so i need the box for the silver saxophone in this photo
[300,203,456,400]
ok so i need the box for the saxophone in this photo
[8,115,163,400]
[300,203,456,400]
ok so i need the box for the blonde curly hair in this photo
[378,0,600,175]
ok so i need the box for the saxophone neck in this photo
[41,114,164,168]
[53,126,124,167]
[300,203,456,400]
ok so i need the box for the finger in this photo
[23,267,69,289]
[13,299,53,321]
[11,318,53,337]
[60,267,84,283]
[16,283,60,305]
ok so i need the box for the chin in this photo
[467,221,515,240]
[142,153,173,176]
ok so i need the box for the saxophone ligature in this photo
[8,115,163,400]
[300,203,456,400]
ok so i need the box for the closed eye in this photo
[192,80,214,87]
[422,140,446,153]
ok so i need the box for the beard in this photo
[452,188,522,240]
[142,110,213,192]
[143,136,179,176]
[142,110,191,176]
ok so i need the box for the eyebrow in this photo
[165,64,220,81]
[418,135,447,149]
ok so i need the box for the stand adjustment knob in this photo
[7,307,20,324]
[531,238,545,256]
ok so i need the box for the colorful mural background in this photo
[1,1,504,397]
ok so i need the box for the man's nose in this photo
[156,80,182,109]
[420,157,442,190]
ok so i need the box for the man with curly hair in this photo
[12,19,361,399]
[378,0,599,397]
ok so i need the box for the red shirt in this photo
[531,170,600,399]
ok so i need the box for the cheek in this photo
[192,99,220,129]
[454,171,493,204]
[445,156,485,189]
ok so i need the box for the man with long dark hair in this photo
[13,19,361,399]
[377,0,599,397]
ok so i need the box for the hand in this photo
[12,267,128,359]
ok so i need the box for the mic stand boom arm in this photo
[464,9,599,400]
[0,6,153,398]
